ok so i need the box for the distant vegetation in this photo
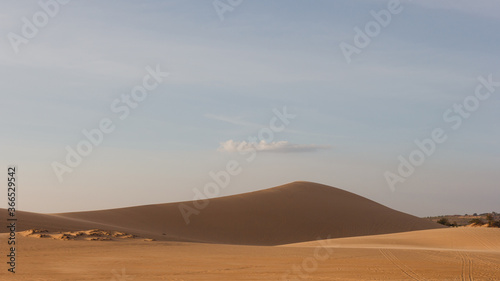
[469,218,484,225]
[437,218,458,227]
[486,213,500,227]
[427,212,500,228]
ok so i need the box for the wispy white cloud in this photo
[218,140,331,153]
[204,114,263,128]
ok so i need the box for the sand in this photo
[1,182,442,245]
[1,228,499,280]
[0,181,498,280]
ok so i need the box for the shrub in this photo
[486,213,494,224]
[437,218,450,226]
[469,218,484,225]
[490,220,500,228]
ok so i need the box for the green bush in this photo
[490,220,500,228]
[437,218,450,226]
[469,218,484,225]
[486,213,494,223]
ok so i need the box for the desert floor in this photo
[1,227,499,281]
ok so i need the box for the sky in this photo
[1,0,499,217]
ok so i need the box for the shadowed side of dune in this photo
[31,181,442,245]
[0,209,111,232]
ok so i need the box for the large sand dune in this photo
[1,181,442,245]
[2,228,499,280]
[1,181,498,280]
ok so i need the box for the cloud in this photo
[204,114,263,128]
[218,140,331,153]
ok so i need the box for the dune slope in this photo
[1,181,443,245]
[2,228,499,280]
[286,227,500,251]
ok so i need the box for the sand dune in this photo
[1,181,498,280]
[2,227,499,280]
[1,181,442,245]
[286,227,500,251]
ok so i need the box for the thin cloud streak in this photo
[205,113,263,128]
[218,140,332,153]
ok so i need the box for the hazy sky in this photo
[1,0,499,216]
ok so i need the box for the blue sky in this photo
[1,0,499,216]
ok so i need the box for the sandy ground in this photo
[0,183,495,280]
[0,182,443,246]
[1,228,499,281]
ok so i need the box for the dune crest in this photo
[3,182,443,245]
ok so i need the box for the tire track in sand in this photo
[456,250,474,281]
[460,228,494,250]
[378,249,425,281]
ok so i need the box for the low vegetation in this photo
[437,218,458,227]
[427,212,500,228]
[486,213,500,227]
[469,218,484,225]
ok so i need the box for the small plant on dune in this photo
[437,218,450,226]
[486,213,500,228]
[436,218,458,227]
[469,218,484,225]
[486,213,494,224]
[478,213,500,228]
